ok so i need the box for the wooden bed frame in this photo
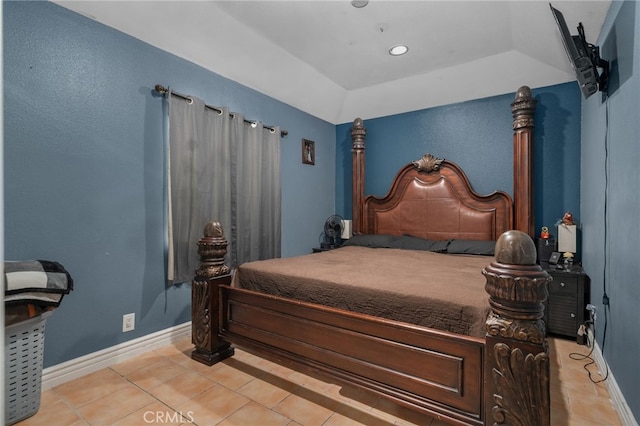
[190,86,551,425]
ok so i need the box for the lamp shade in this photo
[341,220,353,239]
[557,224,577,253]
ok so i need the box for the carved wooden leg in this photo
[191,221,234,365]
[483,230,551,426]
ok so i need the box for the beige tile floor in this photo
[17,336,621,426]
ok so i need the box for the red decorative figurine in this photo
[562,211,575,225]
[540,226,550,239]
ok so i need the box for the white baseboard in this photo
[41,322,191,391]
[591,338,638,426]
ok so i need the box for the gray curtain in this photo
[232,115,282,265]
[166,92,281,284]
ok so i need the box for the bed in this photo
[190,86,551,426]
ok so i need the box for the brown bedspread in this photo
[232,246,492,338]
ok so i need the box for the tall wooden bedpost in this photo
[483,230,551,425]
[191,221,234,365]
[351,117,366,235]
[511,86,537,238]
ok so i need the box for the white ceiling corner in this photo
[54,0,611,124]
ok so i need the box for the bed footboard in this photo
[191,223,550,425]
[221,284,485,424]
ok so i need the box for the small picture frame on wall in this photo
[302,139,315,165]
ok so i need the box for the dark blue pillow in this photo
[389,235,449,253]
[340,234,400,248]
[446,239,496,256]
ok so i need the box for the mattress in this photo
[232,246,492,338]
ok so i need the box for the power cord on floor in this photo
[569,314,609,384]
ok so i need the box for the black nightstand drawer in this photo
[548,276,578,296]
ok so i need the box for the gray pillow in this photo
[446,239,496,256]
[389,235,449,252]
[340,234,400,248]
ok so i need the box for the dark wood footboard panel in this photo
[220,285,485,425]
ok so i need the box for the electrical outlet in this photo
[122,313,135,332]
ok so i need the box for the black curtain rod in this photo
[154,84,288,137]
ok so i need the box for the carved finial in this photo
[483,230,550,343]
[203,221,224,238]
[351,118,366,150]
[514,86,532,102]
[511,86,536,130]
[412,153,445,173]
[495,230,537,265]
[195,221,230,278]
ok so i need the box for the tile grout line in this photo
[26,337,625,426]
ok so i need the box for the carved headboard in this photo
[351,86,536,239]
[363,154,513,241]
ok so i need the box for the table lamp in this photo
[557,223,577,269]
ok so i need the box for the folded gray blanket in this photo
[4,260,73,307]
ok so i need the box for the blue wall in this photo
[3,1,336,367]
[335,83,583,242]
[8,8,632,421]
[582,0,640,421]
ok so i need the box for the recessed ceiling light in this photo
[389,45,409,56]
[351,0,369,8]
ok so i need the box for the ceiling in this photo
[55,1,611,124]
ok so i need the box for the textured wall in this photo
[581,1,640,421]
[4,1,335,367]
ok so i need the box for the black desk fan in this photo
[320,215,345,249]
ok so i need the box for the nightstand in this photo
[543,264,590,344]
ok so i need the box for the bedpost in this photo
[511,86,536,238]
[191,221,235,365]
[483,230,551,426]
[351,117,366,235]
